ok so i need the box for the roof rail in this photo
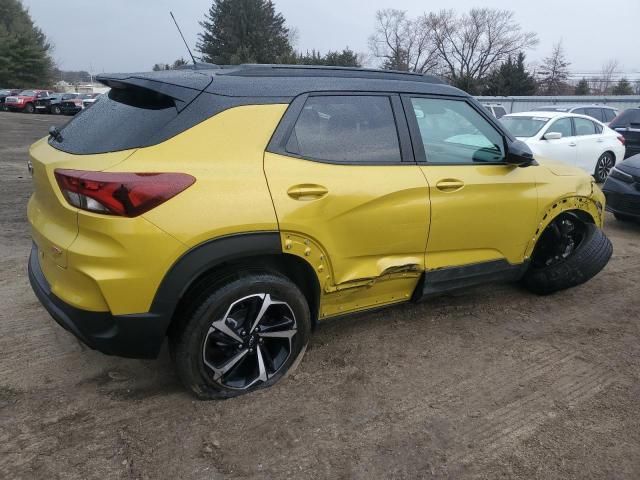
[215,64,445,84]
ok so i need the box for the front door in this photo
[403,95,539,270]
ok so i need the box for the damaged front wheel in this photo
[523,214,612,295]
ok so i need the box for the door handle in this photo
[287,184,329,201]
[596,139,604,143]
[569,142,577,147]
[435,179,465,192]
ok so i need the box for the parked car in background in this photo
[482,103,508,119]
[0,89,21,111]
[35,93,78,115]
[59,93,100,115]
[501,111,626,182]
[609,108,640,159]
[531,105,619,125]
[602,154,640,222]
[81,93,102,110]
[4,90,53,113]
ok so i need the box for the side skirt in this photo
[412,259,529,302]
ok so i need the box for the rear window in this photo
[611,109,640,127]
[533,106,569,112]
[500,116,549,138]
[51,85,248,155]
[493,106,507,118]
[52,88,180,154]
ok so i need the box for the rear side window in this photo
[603,109,617,122]
[574,117,597,136]
[287,95,401,164]
[585,108,604,122]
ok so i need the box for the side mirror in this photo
[506,139,535,167]
[543,132,562,140]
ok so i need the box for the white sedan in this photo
[501,112,626,182]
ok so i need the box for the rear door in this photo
[573,117,603,173]
[265,93,430,290]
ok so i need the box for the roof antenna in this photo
[170,11,197,67]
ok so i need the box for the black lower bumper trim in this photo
[28,245,168,359]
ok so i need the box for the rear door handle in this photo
[287,184,329,200]
[435,179,465,192]
[569,142,577,147]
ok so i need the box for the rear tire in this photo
[170,272,311,400]
[594,152,615,183]
[523,217,612,295]
[51,105,61,115]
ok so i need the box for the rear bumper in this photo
[28,244,168,359]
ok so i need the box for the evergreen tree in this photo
[0,0,54,87]
[611,78,634,95]
[484,52,537,95]
[197,0,292,65]
[292,48,361,67]
[574,78,590,95]
[538,41,571,95]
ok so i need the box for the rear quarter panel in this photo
[119,104,288,247]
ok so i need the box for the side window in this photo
[603,109,617,123]
[493,106,507,119]
[573,108,587,115]
[574,117,597,136]
[548,117,573,137]
[585,108,604,122]
[409,97,505,164]
[594,123,603,134]
[287,95,401,164]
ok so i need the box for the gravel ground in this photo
[1,111,639,480]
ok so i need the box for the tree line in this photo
[1,0,637,96]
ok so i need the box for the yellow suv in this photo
[28,65,612,399]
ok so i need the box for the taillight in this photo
[54,169,195,217]
[617,135,626,145]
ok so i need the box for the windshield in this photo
[19,90,36,96]
[500,116,550,138]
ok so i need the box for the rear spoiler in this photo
[96,72,214,112]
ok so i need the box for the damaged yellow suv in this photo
[28,65,612,399]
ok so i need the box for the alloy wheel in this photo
[532,216,586,268]
[596,153,614,183]
[201,293,297,390]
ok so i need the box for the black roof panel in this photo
[97,64,464,100]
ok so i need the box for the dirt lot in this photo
[1,111,639,480]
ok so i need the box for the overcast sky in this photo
[22,0,640,77]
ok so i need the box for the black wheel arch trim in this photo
[150,232,283,325]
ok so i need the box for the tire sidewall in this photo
[174,274,311,399]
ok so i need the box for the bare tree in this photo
[538,41,571,95]
[428,8,538,92]
[368,9,439,73]
[596,59,620,94]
